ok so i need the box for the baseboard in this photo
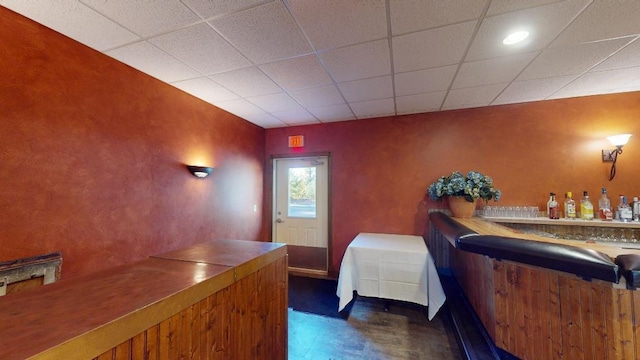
[288,267,332,279]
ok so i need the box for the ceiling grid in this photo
[2,0,640,128]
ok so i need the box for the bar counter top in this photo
[452,217,640,259]
[0,239,286,360]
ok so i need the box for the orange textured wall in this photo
[265,92,640,277]
[0,8,265,278]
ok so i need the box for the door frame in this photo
[270,152,332,275]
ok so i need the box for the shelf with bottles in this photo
[480,204,640,228]
[481,213,640,229]
[502,221,640,247]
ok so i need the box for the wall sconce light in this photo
[186,165,213,178]
[602,133,632,181]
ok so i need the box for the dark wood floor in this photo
[288,296,463,360]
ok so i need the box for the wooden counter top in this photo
[0,239,286,360]
[152,239,287,280]
[452,217,640,259]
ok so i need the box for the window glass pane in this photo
[288,167,316,218]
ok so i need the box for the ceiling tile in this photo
[390,0,485,36]
[149,23,251,75]
[0,0,139,51]
[593,39,640,72]
[289,85,345,108]
[442,83,508,110]
[181,0,271,20]
[549,67,640,99]
[241,112,288,128]
[551,1,640,47]
[519,38,634,80]
[492,75,577,105]
[270,109,319,125]
[453,52,537,89]
[465,0,590,61]
[209,67,281,98]
[171,77,239,103]
[8,0,640,130]
[212,98,266,117]
[393,21,476,73]
[307,104,355,122]
[246,93,304,113]
[486,0,561,16]
[320,39,391,82]
[105,41,201,83]
[287,0,387,51]
[395,65,457,96]
[338,76,393,103]
[79,0,200,37]
[396,91,447,115]
[259,55,332,91]
[622,73,640,90]
[209,1,312,64]
[350,98,396,119]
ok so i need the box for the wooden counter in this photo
[429,213,640,360]
[0,239,287,360]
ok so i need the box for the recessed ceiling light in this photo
[503,30,529,45]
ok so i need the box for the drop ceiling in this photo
[3,0,640,128]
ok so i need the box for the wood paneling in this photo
[433,218,640,359]
[91,256,287,360]
[95,258,288,360]
[449,244,640,359]
[0,240,287,360]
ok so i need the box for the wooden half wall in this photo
[429,215,640,359]
[0,240,287,360]
[450,247,640,360]
[93,255,288,360]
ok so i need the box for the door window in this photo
[288,167,316,218]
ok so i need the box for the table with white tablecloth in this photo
[336,232,446,320]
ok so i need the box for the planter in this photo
[448,197,477,218]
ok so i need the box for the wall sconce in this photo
[602,133,632,181]
[186,165,213,178]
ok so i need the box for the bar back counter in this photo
[428,212,640,360]
[0,239,287,360]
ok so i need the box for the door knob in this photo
[276,218,284,223]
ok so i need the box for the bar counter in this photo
[0,239,287,360]
[428,212,640,360]
[454,216,640,259]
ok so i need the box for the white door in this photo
[273,156,328,271]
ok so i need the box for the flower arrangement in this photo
[427,171,501,203]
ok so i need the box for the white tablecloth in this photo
[336,233,446,320]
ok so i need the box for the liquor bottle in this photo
[565,191,576,219]
[619,196,633,222]
[633,197,640,222]
[599,187,612,220]
[548,193,559,219]
[581,191,594,220]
